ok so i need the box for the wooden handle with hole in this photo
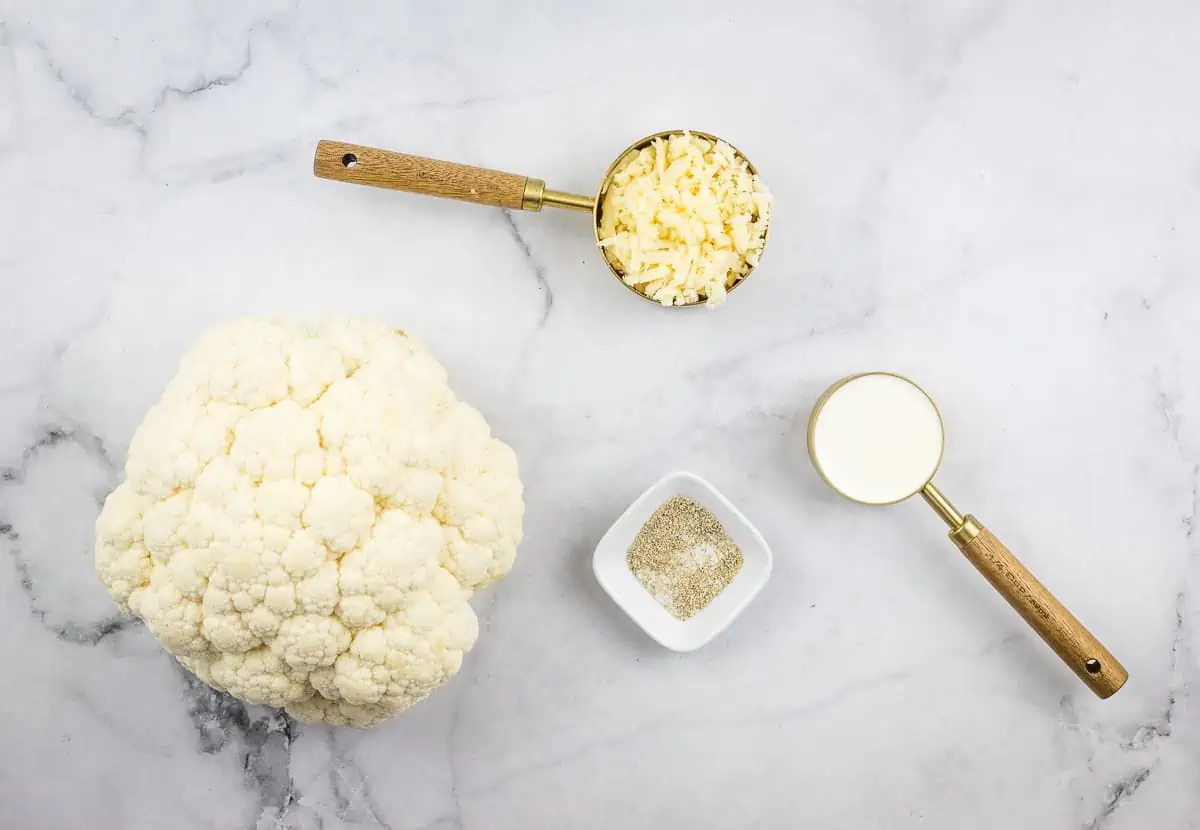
[313,140,530,209]
[955,520,1127,697]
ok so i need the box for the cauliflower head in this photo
[95,316,523,727]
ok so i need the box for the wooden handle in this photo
[956,521,1127,698]
[313,140,530,209]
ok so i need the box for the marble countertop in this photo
[1,2,1196,828]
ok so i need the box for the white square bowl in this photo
[593,471,772,652]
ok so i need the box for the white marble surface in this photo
[1,1,1197,827]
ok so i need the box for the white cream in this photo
[809,374,944,504]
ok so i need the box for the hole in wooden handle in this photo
[1084,658,1102,674]
[342,153,358,168]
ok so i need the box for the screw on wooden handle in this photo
[954,522,1128,698]
[313,140,530,209]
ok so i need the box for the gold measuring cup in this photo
[313,131,769,307]
[807,372,1128,698]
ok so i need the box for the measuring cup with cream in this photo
[807,372,1128,698]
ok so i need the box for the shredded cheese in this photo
[597,132,771,307]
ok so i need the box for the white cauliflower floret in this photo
[202,648,312,708]
[95,316,523,728]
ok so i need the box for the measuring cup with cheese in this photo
[314,131,771,307]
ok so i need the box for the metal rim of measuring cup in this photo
[591,129,772,308]
[806,371,947,506]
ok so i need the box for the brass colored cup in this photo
[314,131,769,307]
[807,372,1129,699]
